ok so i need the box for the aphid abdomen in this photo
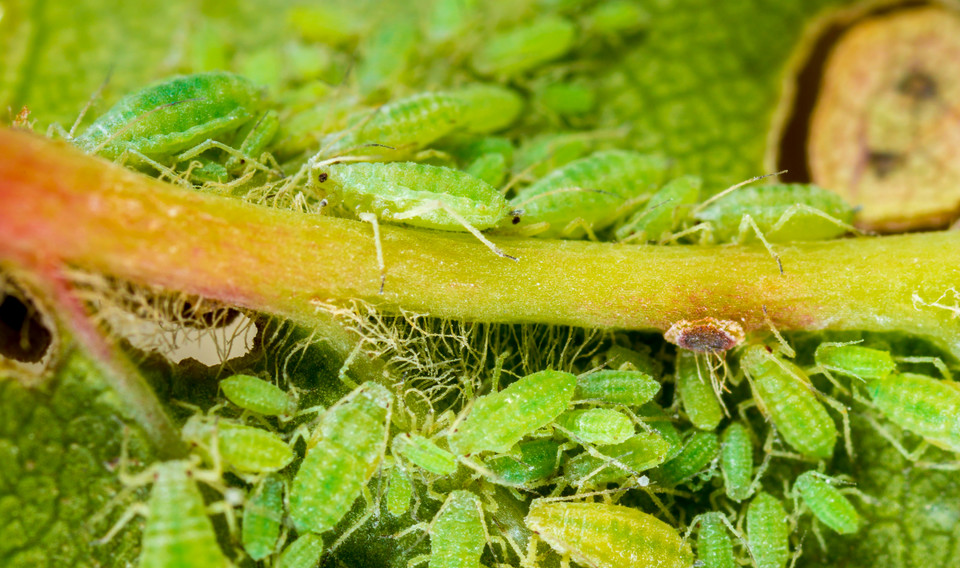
[320,162,511,230]
[221,374,296,417]
[277,534,325,568]
[696,512,737,568]
[794,471,861,534]
[429,490,487,568]
[574,369,661,406]
[814,343,896,380]
[448,370,577,455]
[747,492,790,568]
[141,461,230,568]
[525,501,694,568]
[242,475,284,561]
[675,350,724,430]
[290,382,392,534]
[721,422,755,502]
[392,433,458,475]
[741,346,837,460]
[75,71,260,160]
[555,408,634,445]
[511,150,668,237]
[868,373,960,452]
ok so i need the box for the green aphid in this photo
[747,492,790,568]
[574,369,660,406]
[814,342,896,381]
[277,533,325,568]
[484,438,563,487]
[465,152,508,187]
[225,109,280,173]
[692,512,738,568]
[740,345,838,460]
[868,372,960,453]
[694,183,855,244]
[290,382,392,534]
[182,416,294,474]
[534,81,596,117]
[392,433,458,476]
[584,0,651,36]
[448,370,576,455]
[512,129,627,179]
[675,349,724,431]
[287,4,369,47]
[430,490,487,568]
[510,150,669,239]
[242,475,284,561]
[386,465,413,517]
[640,402,685,461]
[425,0,478,45]
[793,471,861,535]
[356,17,419,95]
[471,16,577,78]
[321,92,465,159]
[446,84,524,134]
[220,374,296,418]
[604,344,664,377]
[721,421,757,502]
[616,175,702,242]
[563,431,672,487]
[555,408,634,446]
[525,501,694,568]
[656,430,720,486]
[101,460,230,568]
[73,71,268,170]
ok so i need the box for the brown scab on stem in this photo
[664,317,745,353]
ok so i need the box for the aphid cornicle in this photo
[868,372,960,453]
[510,150,669,239]
[740,345,838,460]
[290,382,392,535]
[525,501,694,568]
[448,370,577,456]
[792,470,861,535]
[315,161,518,292]
[73,71,269,172]
[429,490,487,568]
[747,492,790,568]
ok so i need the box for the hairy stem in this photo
[2,128,959,361]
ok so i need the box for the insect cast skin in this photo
[524,500,694,568]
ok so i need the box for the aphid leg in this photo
[559,217,600,241]
[358,212,387,294]
[46,122,73,140]
[665,221,712,244]
[770,203,864,238]
[329,485,379,553]
[737,213,784,275]
[393,200,519,261]
[175,140,277,175]
[862,413,930,461]
[761,305,796,358]
[895,355,953,381]
[93,502,150,545]
[761,426,809,462]
[120,149,193,188]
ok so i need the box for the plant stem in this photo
[1,128,959,361]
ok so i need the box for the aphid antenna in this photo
[69,68,115,138]
[692,170,788,215]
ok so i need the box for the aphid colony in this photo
[92,330,958,568]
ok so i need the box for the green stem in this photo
[1,128,958,360]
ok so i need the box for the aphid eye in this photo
[512,215,521,225]
[318,172,328,182]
